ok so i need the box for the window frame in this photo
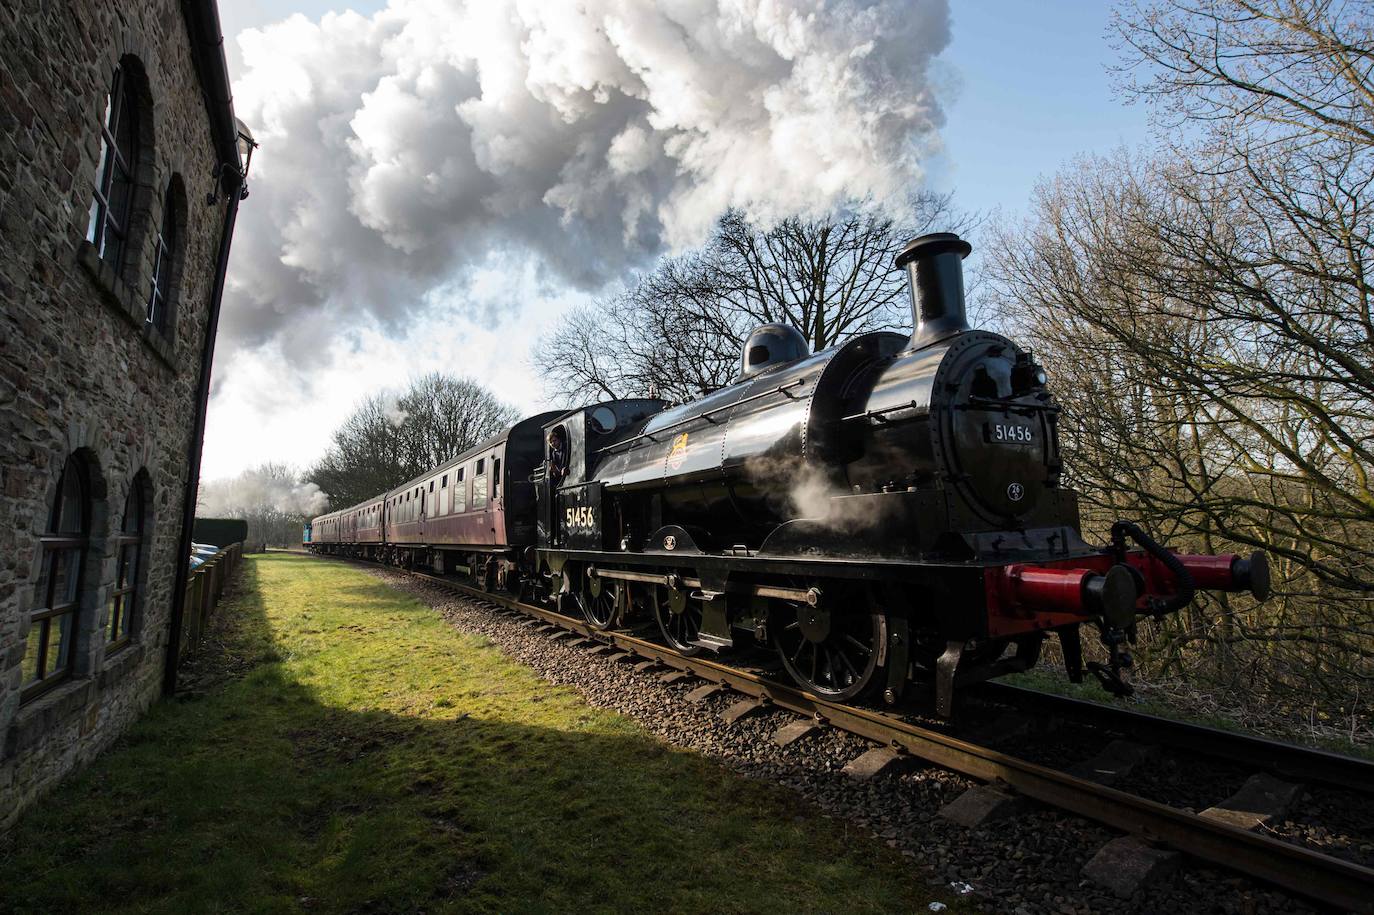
[85,65,139,270]
[106,477,146,652]
[22,458,91,703]
[146,183,176,332]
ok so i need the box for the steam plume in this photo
[223,0,953,367]
[198,464,330,518]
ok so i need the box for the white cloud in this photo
[207,0,953,480]
[224,0,950,355]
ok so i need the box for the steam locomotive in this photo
[307,233,1269,714]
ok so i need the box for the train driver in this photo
[547,426,568,487]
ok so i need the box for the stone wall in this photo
[0,0,232,828]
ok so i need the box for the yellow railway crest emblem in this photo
[667,432,690,470]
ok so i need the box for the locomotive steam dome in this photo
[739,323,809,379]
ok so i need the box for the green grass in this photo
[0,554,957,914]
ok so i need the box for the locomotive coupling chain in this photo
[1087,625,1135,697]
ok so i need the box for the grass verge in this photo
[1,554,959,914]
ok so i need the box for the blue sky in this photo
[932,2,1151,218]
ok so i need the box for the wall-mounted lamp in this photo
[206,118,259,205]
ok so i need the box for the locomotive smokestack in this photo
[895,232,973,348]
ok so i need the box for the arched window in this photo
[85,64,139,270]
[146,185,177,332]
[22,457,91,701]
[107,475,147,649]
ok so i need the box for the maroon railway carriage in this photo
[313,412,565,590]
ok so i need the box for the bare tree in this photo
[536,193,976,402]
[308,374,519,508]
[986,0,1374,718]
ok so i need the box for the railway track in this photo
[372,561,1374,912]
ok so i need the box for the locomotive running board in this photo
[587,565,822,606]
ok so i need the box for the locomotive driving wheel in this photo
[652,584,705,657]
[578,573,626,631]
[774,591,885,701]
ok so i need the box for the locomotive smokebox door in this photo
[558,481,604,550]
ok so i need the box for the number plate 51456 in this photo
[987,422,1034,444]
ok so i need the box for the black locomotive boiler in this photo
[309,232,1269,714]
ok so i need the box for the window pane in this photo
[48,612,72,677]
[56,465,84,533]
[50,549,73,606]
[123,486,143,533]
[114,89,136,158]
[34,549,53,610]
[119,543,138,587]
[22,623,43,686]
[108,167,133,231]
[107,595,122,642]
[118,598,131,639]
[86,194,103,244]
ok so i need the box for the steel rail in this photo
[977,681,1374,796]
[385,564,1374,913]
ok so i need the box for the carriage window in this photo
[453,470,466,512]
[493,458,501,500]
[472,460,488,510]
[442,474,447,488]
[429,481,434,492]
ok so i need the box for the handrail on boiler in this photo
[597,379,806,454]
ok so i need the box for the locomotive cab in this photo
[537,399,669,551]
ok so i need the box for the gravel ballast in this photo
[370,567,1320,915]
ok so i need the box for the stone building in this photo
[0,0,245,827]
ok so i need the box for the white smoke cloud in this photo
[379,391,409,428]
[222,0,953,366]
[198,465,330,518]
